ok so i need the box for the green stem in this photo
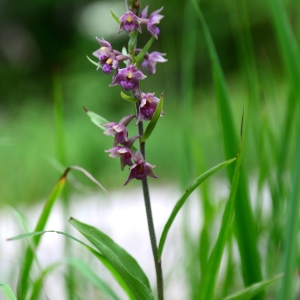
[136,103,164,300]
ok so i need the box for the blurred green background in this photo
[0,0,298,206]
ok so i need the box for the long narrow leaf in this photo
[10,230,131,299]
[222,274,283,300]
[16,171,67,299]
[67,258,120,300]
[278,116,300,299]
[0,282,17,300]
[190,0,263,293]
[200,147,242,299]
[70,218,154,300]
[158,157,236,259]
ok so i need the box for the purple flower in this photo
[124,151,158,185]
[105,146,135,170]
[140,6,164,39]
[141,51,167,75]
[103,122,128,145]
[102,115,135,146]
[137,92,164,122]
[93,37,130,74]
[118,11,142,33]
[110,64,146,92]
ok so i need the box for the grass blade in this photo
[158,157,236,259]
[278,117,300,299]
[200,144,242,299]
[70,218,154,300]
[16,170,67,299]
[0,282,17,300]
[222,274,283,300]
[190,0,263,294]
[67,258,120,300]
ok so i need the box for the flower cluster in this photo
[91,4,167,185]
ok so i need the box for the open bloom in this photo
[110,64,146,92]
[124,151,158,185]
[93,37,129,74]
[137,92,164,122]
[102,115,135,146]
[105,146,135,170]
[140,6,164,39]
[141,51,167,75]
[118,11,142,33]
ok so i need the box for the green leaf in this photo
[190,0,263,293]
[222,274,283,300]
[67,258,120,300]
[136,36,155,63]
[141,93,164,143]
[84,108,110,131]
[200,141,243,300]
[16,171,67,299]
[120,91,138,103]
[70,218,154,300]
[9,229,127,299]
[110,10,120,24]
[158,157,236,259]
[86,55,101,68]
[0,282,17,300]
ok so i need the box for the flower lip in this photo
[118,11,142,33]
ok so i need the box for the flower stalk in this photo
[89,1,167,298]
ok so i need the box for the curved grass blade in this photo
[0,282,17,300]
[190,0,263,293]
[9,230,130,300]
[222,274,283,300]
[16,170,67,299]
[158,157,236,259]
[67,258,120,300]
[70,218,154,300]
[84,107,110,131]
[278,116,300,300]
[200,147,242,300]
[140,93,164,142]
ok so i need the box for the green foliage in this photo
[70,218,154,300]
[0,282,17,300]
[158,157,236,259]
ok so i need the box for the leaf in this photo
[16,171,67,299]
[141,93,164,142]
[0,282,17,300]
[200,141,243,300]
[67,258,120,300]
[110,10,120,24]
[222,274,283,300]
[70,218,154,300]
[136,36,155,63]
[121,91,138,103]
[190,0,263,293]
[86,55,101,69]
[158,157,236,259]
[84,107,110,131]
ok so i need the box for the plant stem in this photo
[136,104,164,299]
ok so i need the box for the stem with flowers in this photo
[90,0,166,298]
